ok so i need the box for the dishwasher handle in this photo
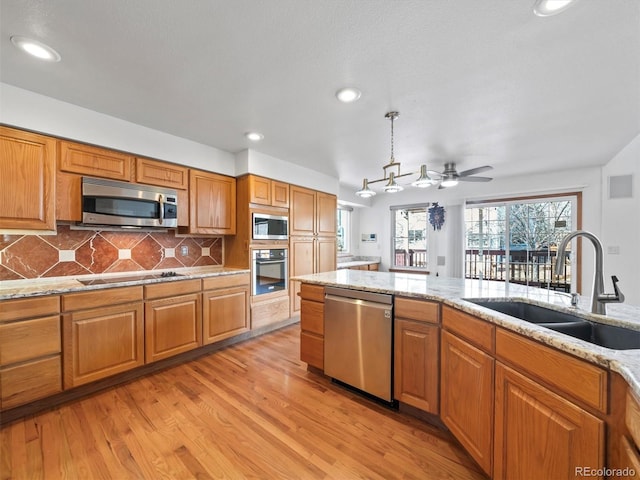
[325,293,393,314]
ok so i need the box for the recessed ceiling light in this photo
[245,132,264,141]
[335,87,361,103]
[10,36,61,62]
[533,0,578,17]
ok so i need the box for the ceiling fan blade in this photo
[458,176,493,182]
[458,165,493,177]
[427,170,443,178]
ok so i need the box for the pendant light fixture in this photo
[355,111,437,197]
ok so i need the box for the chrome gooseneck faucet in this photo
[554,230,625,315]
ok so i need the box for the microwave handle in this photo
[159,194,164,225]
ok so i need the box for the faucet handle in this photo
[599,275,625,303]
[611,275,625,302]
[570,292,580,307]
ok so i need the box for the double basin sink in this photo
[465,299,640,350]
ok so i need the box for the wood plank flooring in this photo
[1,324,486,479]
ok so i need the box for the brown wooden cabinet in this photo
[290,236,336,312]
[393,297,440,414]
[247,175,289,208]
[289,186,336,237]
[299,283,325,370]
[58,140,133,181]
[0,126,56,230]
[0,296,62,410]
[144,280,202,363]
[202,274,250,344]
[187,169,236,234]
[494,362,605,480]
[135,156,188,189]
[62,287,144,388]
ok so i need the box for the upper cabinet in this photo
[58,140,133,181]
[135,157,188,190]
[290,186,336,237]
[0,127,56,231]
[187,169,236,235]
[247,175,290,208]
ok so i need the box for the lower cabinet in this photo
[144,280,202,363]
[299,284,325,370]
[0,296,62,410]
[63,300,144,388]
[440,329,495,476]
[203,278,250,344]
[393,297,440,414]
[62,286,144,388]
[494,362,605,480]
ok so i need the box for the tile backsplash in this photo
[0,224,223,280]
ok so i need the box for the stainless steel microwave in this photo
[81,177,178,228]
[252,213,288,240]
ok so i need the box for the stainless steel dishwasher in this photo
[323,287,393,402]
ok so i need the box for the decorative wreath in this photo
[428,202,445,230]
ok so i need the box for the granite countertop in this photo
[336,256,381,269]
[0,266,250,300]
[291,269,640,399]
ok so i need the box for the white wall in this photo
[356,166,604,299]
[0,83,237,174]
[601,133,640,306]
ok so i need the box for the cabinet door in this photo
[203,286,249,344]
[441,330,494,476]
[59,140,132,181]
[145,293,201,363]
[189,169,236,234]
[1,356,62,410]
[289,186,316,236]
[394,319,439,414]
[0,127,56,230]
[316,237,337,273]
[271,180,289,208]
[290,237,315,312]
[135,157,188,189]
[494,363,605,480]
[248,175,271,205]
[316,192,337,236]
[63,302,144,388]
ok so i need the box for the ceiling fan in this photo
[430,162,494,188]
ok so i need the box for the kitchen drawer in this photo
[0,315,61,366]
[300,284,325,303]
[1,355,62,410]
[62,286,143,311]
[300,299,324,335]
[395,297,439,324]
[145,279,201,299]
[300,332,323,370]
[0,296,60,322]
[202,273,250,291]
[442,305,494,352]
[626,391,640,447]
[496,328,607,413]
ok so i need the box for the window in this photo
[464,193,580,292]
[337,206,351,253]
[391,204,428,270]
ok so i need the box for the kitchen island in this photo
[292,269,640,479]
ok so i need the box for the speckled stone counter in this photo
[0,266,250,300]
[291,269,640,398]
[337,256,381,269]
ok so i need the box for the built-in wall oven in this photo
[252,249,288,296]
[252,213,288,240]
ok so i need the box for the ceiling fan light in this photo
[440,176,459,188]
[356,179,376,198]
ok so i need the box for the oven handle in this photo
[255,259,286,265]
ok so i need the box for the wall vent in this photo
[608,174,633,199]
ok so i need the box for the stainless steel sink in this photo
[465,299,640,350]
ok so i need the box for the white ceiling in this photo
[1,0,639,190]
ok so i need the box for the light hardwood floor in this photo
[1,324,486,479]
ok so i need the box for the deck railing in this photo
[394,249,428,268]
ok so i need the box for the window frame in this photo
[336,205,352,255]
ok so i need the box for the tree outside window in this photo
[337,207,350,254]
